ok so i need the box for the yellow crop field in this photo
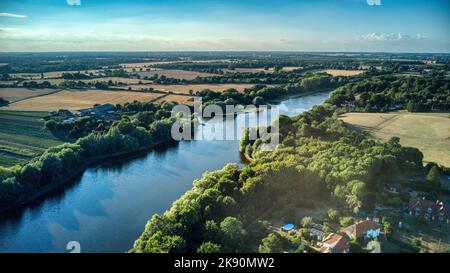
[7,89,164,111]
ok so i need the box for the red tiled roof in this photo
[322,233,349,253]
[409,198,450,219]
[343,219,380,238]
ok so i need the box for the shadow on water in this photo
[0,141,181,241]
[0,91,331,252]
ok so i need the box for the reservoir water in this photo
[0,91,330,252]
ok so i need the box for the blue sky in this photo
[0,0,449,52]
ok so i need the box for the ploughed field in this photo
[0,110,65,167]
[340,112,450,167]
[6,89,165,111]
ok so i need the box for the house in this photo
[408,197,450,223]
[309,223,325,241]
[318,233,349,253]
[342,219,381,240]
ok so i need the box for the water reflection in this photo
[0,91,330,253]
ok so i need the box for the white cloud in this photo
[357,33,427,42]
[0,13,27,18]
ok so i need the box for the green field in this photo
[0,110,67,167]
[340,111,450,167]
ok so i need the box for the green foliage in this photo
[143,231,186,253]
[327,209,339,221]
[328,75,449,112]
[426,166,441,188]
[301,216,313,228]
[339,216,355,227]
[197,242,222,253]
[220,217,246,249]
[259,233,283,253]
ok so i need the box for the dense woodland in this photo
[327,75,450,112]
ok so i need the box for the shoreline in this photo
[0,140,169,214]
[0,89,332,215]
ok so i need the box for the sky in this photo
[0,0,449,52]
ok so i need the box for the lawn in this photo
[0,110,66,167]
[340,112,450,167]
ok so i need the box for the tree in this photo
[219,217,245,248]
[383,220,393,235]
[259,233,283,253]
[339,216,354,227]
[301,216,313,228]
[252,96,265,106]
[426,166,441,188]
[143,231,186,253]
[327,209,339,221]
[197,242,221,253]
[0,97,8,106]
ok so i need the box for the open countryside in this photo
[340,112,450,166]
[0,0,449,260]
[6,89,165,111]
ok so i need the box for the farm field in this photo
[11,69,104,79]
[0,110,66,167]
[6,89,164,111]
[20,77,153,86]
[120,59,233,68]
[136,69,215,80]
[115,83,259,94]
[340,112,450,167]
[0,88,61,103]
[154,94,195,105]
[222,66,302,73]
[319,69,365,76]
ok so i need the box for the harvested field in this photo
[115,83,258,94]
[222,66,302,74]
[136,69,215,80]
[340,112,450,167]
[7,89,164,111]
[11,69,103,79]
[319,69,365,76]
[154,94,195,105]
[20,77,153,86]
[0,88,61,103]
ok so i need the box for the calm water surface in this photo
[0,91,330,252]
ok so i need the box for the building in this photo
[408,197,450,223]
[309,223,325,241]
[76,104,116,119]
[318,233,349,253]
[342,219,381,240]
